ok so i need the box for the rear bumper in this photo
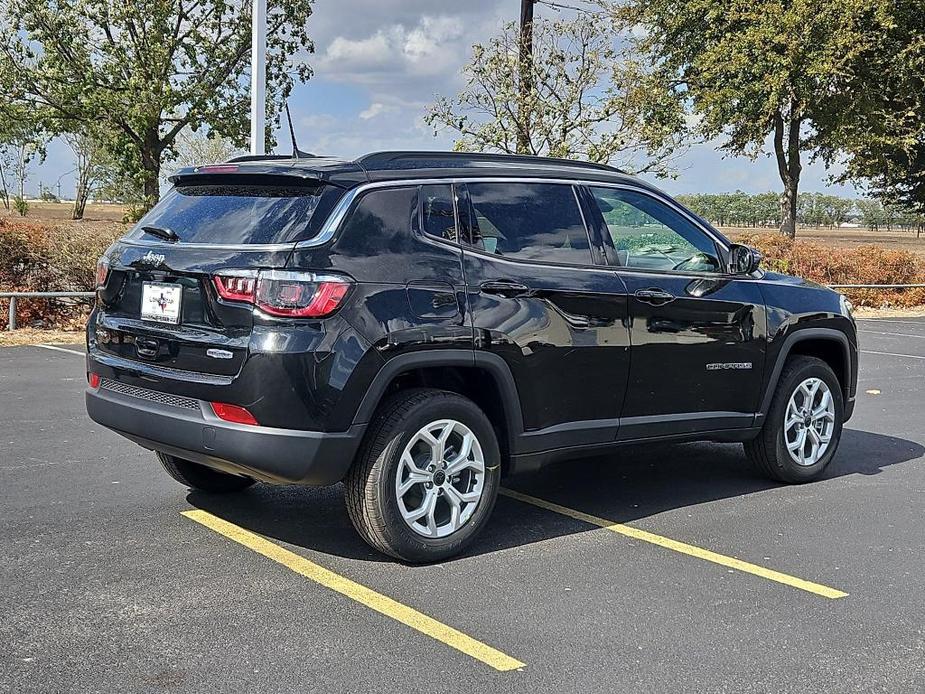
[86,385,365,486]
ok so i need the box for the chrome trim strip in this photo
[297,177,730,254]
[119,238,296,252]
[115,175,729,254]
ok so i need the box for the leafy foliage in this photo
[603,0,881,237]
[0,218,124,327]
[678,191,925,232]
[0,0,315,209]
[426,15,686,176]
[819,1,925,217]
[736,232,925,307]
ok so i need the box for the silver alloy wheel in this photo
[395,419,486,538]
[784,377,836,466]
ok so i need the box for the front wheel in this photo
[345,388,501,563]
[745,356,844,483]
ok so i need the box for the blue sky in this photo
[30,0,859,200]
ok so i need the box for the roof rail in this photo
[356,151,625,174]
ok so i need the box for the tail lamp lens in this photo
[212,270,351,318]
[210,402,259,426]
[95,256,110,288]
[213,275,257,302]
[88,372,100,388]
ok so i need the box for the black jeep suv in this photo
[86,151,858,562]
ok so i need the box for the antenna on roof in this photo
[284,101,313,159]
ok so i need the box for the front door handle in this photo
[634,288,675,305]
[480,280,531,297]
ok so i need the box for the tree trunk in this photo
[0,160,9,210]
[516,0,535,154]
[140,131,162,211]
[72,176,89,220]
[773,106,802,239]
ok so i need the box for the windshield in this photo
[127,183,325,245]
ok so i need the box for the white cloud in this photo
[316,15,469,85]
[359,102,390,120]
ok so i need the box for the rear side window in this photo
[127,183,325,245]
[421,184,459,242]
[465,182,591,265]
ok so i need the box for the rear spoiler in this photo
[167,161,358,188]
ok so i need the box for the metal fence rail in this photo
[0,291,96,331]
[2,283,924,332]
[827,284,925,289]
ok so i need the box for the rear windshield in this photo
[127,183,325,245]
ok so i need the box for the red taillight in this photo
[88,372,101,389]
[213,275,257,302]
[212,270,351,318]
[95,256,110,288]
[210,402,259,426]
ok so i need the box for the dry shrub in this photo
[0,218,125,328]
[735,233,925,308]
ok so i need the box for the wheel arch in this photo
[759,328,854,418]
[352,350,524,469]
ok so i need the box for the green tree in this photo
[0,0,315,210]
[606,0,877,238]
[0,106,48,215]
[426,15,686,176]
[64,128,110,220]
[821,1,925,222]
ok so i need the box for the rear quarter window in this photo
[127,183,325,245]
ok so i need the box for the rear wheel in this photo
[745,356,843,483]
[156,452,255,493]
[345,388,501,563]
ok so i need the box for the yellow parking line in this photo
[500,489,848,600]
[181,509,525,672]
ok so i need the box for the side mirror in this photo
[728,244,762,275]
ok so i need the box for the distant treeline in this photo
[676,192,925,232]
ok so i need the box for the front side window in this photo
[421,184,459,242]
[465,182,592,265]
[589,187,722,273]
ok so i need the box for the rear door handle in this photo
[480,280,531,297]
[634,288,675,305]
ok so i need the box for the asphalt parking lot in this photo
[1,318,924,693]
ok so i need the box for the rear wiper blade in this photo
[141,225,179,243]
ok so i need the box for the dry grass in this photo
[0,327,86,347]
[721,225,925,259]
[14,201,128,222]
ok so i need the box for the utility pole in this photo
[517,0,536,154]
[250,0,267,155]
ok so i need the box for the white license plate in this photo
[141,282,183,324]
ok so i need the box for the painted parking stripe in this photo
[35,344,85,356]
[500,489,848,600]
[862,349,925,361]
[182,509,525,672]
[858,329,925,339]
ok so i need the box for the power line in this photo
[534,0,601,14]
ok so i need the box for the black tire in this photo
[345,388,501,563]
[745,356,844,483]
[156,452,255,493]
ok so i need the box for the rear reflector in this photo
[212,270,352,318]
[210,402,259,426]
[88,372,100,389]
[95,256,110,288]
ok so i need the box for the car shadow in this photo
[186,428,923,564]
